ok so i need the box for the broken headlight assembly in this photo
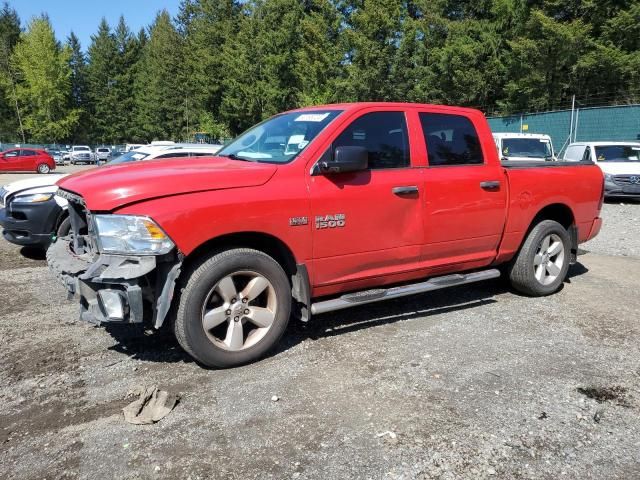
[93,214,175,255]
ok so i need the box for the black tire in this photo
[56,216,71,237]
[173,248,292,368]
[508,220,571,296]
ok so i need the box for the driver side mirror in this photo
[317,146,368,175]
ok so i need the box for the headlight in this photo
[12,193,54,203]
[604,173,614,182]
[93,214,175,255]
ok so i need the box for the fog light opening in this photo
[98,289,125,320]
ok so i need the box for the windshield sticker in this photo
[237,151,272,159]
[298,140,309,149]
[132,153,146,160]
[295,113,330,122]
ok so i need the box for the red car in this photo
[0,148,55,174]
[48,102,604,368]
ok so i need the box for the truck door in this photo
[418,111,507,266]
[308,110,424,288]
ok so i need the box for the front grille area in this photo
[613,175,640,186]
[60,189,97,256]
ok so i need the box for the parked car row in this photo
[492,132,640,200]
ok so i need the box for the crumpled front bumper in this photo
[47,237,181,327]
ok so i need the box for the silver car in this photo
[96,147,111,163]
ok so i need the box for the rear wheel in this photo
[37,163,50,174]
[508,220,571,296]
[173,248,292,368]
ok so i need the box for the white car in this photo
[125,143,145,152]
[108,144,223,164]
[95,147,111,163]
[493,133,556,162]
[564,142,640,198]
[70,145,96,165]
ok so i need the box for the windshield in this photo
[501,138,552,159]
[108,150,149,164]
[217,110,342,163]
[74,147,90,151]
[595,145,640,162]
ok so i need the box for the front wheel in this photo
[508,220,571,296]
[173,248,292,368]
[37,163,50,174]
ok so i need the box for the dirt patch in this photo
[577,386,631,407]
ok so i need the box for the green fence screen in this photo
[487,104,640,155]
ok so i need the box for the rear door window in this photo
[332,112,410,169]
[420,113,483,166]
[20,150,36,156]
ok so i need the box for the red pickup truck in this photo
[48,103,604,368]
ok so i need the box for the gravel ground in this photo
[1,189,640,479]
[0,164,94,185]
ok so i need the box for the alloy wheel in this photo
[201,271,277,351]
[533,233,565,286]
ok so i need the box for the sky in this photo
[11,0,182,49]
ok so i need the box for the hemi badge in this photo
[289,216,308,226]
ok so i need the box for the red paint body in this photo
[0,148,55,172]
[58,103,603,299]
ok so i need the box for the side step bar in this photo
[310,269,501,315]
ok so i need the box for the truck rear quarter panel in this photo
[496,164,604,263]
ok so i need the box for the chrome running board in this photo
[310,269,501,315]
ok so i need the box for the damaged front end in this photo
[46,189,181,328]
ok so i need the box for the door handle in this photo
[392,186,419,196]
[480,181,501,191]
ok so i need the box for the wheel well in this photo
[184,232,298,279]
[526,203,578,260]
[55,209,69,231]
[530,203,574,230]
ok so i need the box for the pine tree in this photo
[178,0,240,138]
[295,0,343,106]
[220,0,305,133]
[67,31,89,142]
[338,0,406,101]
[111,16,142,142]
[134,10,186,141]
[11,16,80,142]
[500,10,590,113]
[86,18,118,143]
[0,2,22,142]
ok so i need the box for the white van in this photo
[564,142,640,198]
[493,133,556,162]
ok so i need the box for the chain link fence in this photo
[488,104,640,156]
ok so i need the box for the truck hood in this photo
[57,157,278,211]
[597,162,640,175]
